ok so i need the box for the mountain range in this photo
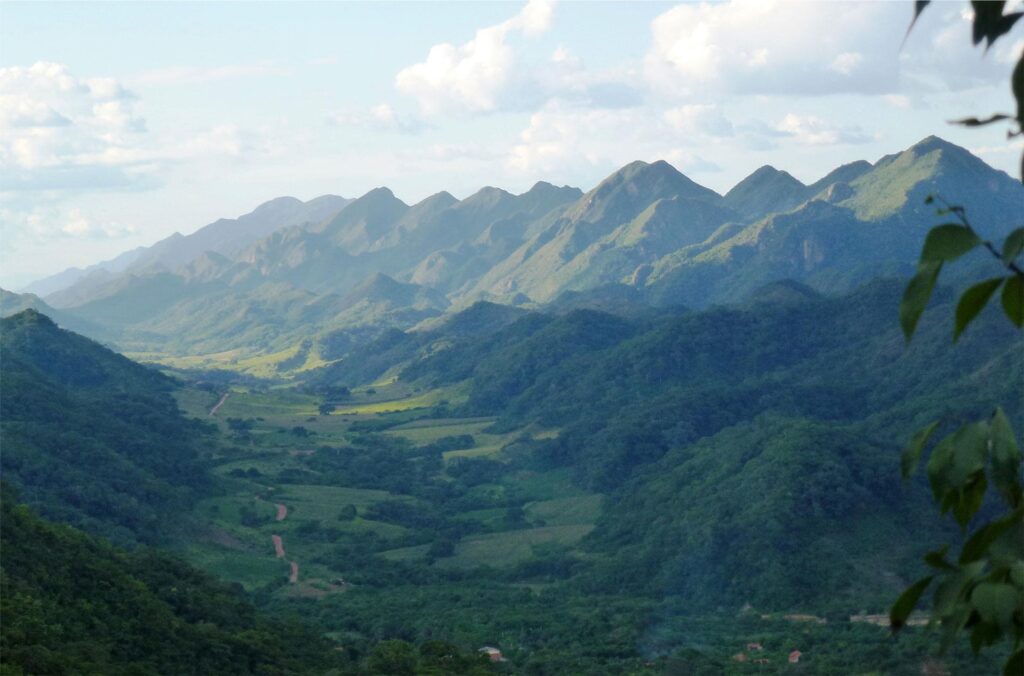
[8,136,1022,367]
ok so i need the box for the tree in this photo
[892,5,1024,674]
[367,639,417,675]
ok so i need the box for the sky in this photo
[1,0,1022,290]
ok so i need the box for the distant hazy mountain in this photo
[0,288,107,339]
[28,194,350,303]
[645,136,1024,307]
[41,136,1023,362]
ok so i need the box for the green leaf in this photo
[927,422,989,502]
[952,472,987,529]
[955,278,1004,341]
[959,510,1022,563]
[1001,275,1024,327]
[969,620,1000,654]
[904,1,931,45]
[901,261,942,341]
[951,114,1011,127]
[1005,650,1023,676]
[1002,227,1024,264]
[990,408,1022,507]
[890,576,933,630]
[971,1,1023,48]
[920,225,981,263]
[902,421,940,478]
[971,582,1018,628]
[923,545,955,570]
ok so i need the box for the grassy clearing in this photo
[173,387,219,418]
[184,542,291,590]
[332,390,450,415]
[525,495,603,527]
[503,468,589,502]
[443,445,504,461]
[390,417,497,430]
[378,544,430,562]
[216,389,321,419]
[275,484,396,520]
[386,420,494,445]
[438,525,594,569]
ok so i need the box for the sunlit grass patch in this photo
[437,525,594,569]
[524,495,603,527]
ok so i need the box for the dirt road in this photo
[289,561,299,583]
[275,503,288,521]
[272,534,285,558]
[209,392,229,416]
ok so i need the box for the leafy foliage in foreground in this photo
[894,196,1024,674]
[0,487,342,675]
[0,309,211,544]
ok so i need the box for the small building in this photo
[789,650,802,664]
[479,646,506,662]
[731,652,748,663]
[747,642,764,651]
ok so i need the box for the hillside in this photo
[312,278,1022,610]
[0,310,210,544]
[33,194,351,304]
[0,488,342,675]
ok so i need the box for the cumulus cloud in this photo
[508,103,701,176]
[645,1,903,98]
[0,62,150,191]
[395,0,554,114]
[773,114,875,146]
[59,208,137,238]
[0,205,136,252]
[327,104,427,134]
[645,1,1019,100]
[663,104,734,137]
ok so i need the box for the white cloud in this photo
[395,0,554,114]
[645,1,903,98]
[59,208,137,238]
[133,63,288,87]
[327,103,427,134]
[0,62,151,190]
[663,104,733,137]
[642,0,1021,101]
[508,104,689,175]
[774,114,874,146]
[829,52,864,76]
[1,204,136,250]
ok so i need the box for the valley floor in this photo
[172,383,1006,674]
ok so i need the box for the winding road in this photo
[209,392,229,416]
[270,502,298,583]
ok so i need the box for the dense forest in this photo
[0,310,214,545]
[0,485,345,675]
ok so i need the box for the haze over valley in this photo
[2,2,1023,674]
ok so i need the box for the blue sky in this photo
[1,1,1021,289]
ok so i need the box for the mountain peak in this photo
[251,196,302,214]
[4,307,56,328]
[362,186,398,200]
[724,164,807,220]
[910,135,962,155]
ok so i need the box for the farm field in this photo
[175,385,595,599]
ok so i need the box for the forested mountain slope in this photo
[316,278,1023,610]
[0,310,210,545]
[0,488,342,675]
